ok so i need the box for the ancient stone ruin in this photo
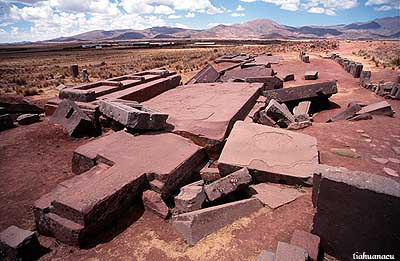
[1,52,399,260]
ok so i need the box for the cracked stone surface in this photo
[249,183,304,209]
[218,121,319,186]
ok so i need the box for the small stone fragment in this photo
[330,148,361,158]
[388,158,400,164]
[372,157,389,164]
[142,190,169,219]
[349,113,372,121]
[361,133,370,138]
[304,71,318,80]
[287,121,312,130]
[275,241,309,261]
[283,73,295,82]
[175,181,206,213]
[356,129,364,133]
[383,167,399,177]
[392,146,400,155]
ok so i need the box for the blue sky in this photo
[0,0,399,42]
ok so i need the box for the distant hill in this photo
[48,16,400,42]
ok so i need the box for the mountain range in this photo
[50,16,400,42]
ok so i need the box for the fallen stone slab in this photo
[16,113,40,125]
[304,71,318,80]
[312,165,400,259]
[142,190,169,219]
[263,81,337,104]
[186,64,220,84]
[290,230,321,261]
[173,198,262,245]
[356,101,394,117]
[204,168,252,201]
[257,250,275,261]
[388,158,400,164]
[264,99,295,128]
[49,99,94,137]
[248,183,303,209]
[327,103,362,122]
[0,225,41,260]
[99,100,168,130]
[218,121,319,186]
[275,242,309,261]
[0,97,44,114]
[175,180,206,213]
[0,114,14,131]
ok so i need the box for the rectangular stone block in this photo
[218,121,319,186]
[99,100,168,130]
[293,101,311,117]
[173,198,262,245]
[263,81,337,104]
[186,64,220,84]
[264,99,295,128]
[49,99,94,137]
[304,71,318,80]
[312,165,400,260]
[142,82,262,156]
[0,226,41,260]
[204,168,252,201]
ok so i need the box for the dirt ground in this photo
[0,40,399,260]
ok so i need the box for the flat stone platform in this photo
[34,131,206,246]
[218,121,319,185]
[142,82,263,154]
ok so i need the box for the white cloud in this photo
[185,12,195,18]
[366,0,400,10]
[168,14,181,19]
[236,4,245,11]
[308,6,325,13]
[231,12,245,16]
[154,5,175,14]
[175,22,188,28]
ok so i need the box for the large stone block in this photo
[49,99,94,137]
[218,121,319,186]
[35,131,206,246]
[263,81,337,104]
[173,198,262,245]
[142,82,262,156]
[312,165,400,259]
[204,168,252,201]
[0,226,41,261]
[327,103,362,122]
[99,100,168,130]
[356,101,394,117]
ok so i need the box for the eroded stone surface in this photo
[275,242,309,261]
[218,121,319,186]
